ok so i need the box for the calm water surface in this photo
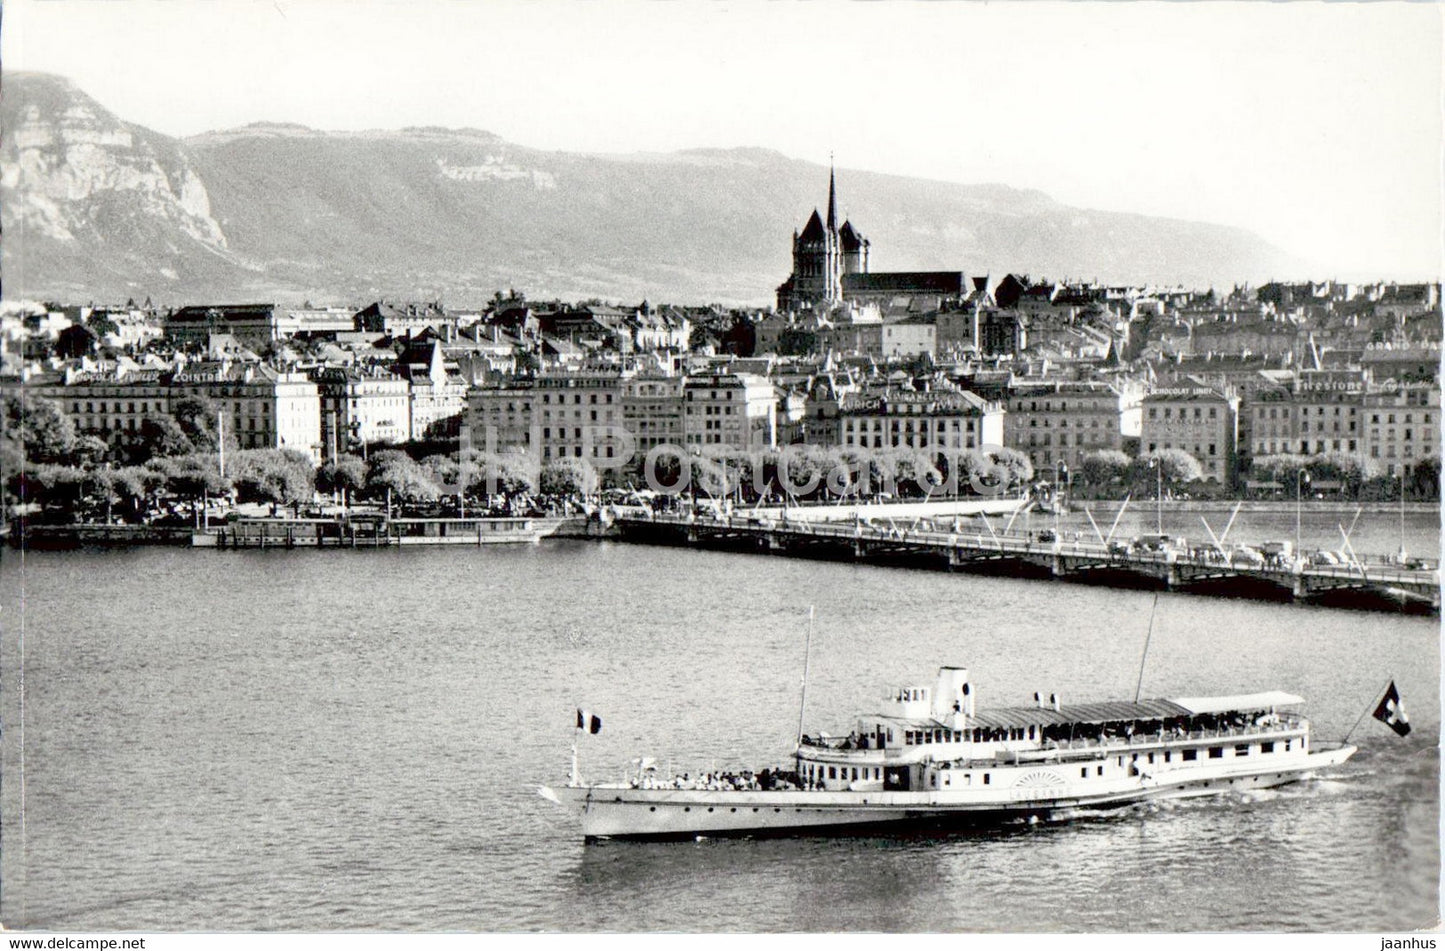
[1,510,1439,932]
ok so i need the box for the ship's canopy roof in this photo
[871,692,1303,730]
[1169,691,1304,715]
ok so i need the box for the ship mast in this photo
[795,606,815,769]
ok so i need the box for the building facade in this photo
[1362,383,1440,477]
[838,389,1004,452]
[1140,388,1239,484]
[683,373,777,449]
[1004,381,1142,471]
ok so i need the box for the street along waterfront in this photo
[1,534,1437,931]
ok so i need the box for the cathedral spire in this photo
[826,157,838,233]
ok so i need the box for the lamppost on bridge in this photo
[1055,460,1069,538]
[1148,456,1163,534]
[1295,468,1311,557]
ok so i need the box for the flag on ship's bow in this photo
[1372,681,1411,737]
[576,709,603,734]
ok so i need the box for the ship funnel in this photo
[1050,692,1061,711]
[1033,691,1043,707]
[934,667,970,717]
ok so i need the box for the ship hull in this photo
[543,745,1354,841]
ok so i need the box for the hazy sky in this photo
[5,0,1442,281]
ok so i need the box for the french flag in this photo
[576,709,602,735]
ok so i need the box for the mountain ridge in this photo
[2,71,1305,306]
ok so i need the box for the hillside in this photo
[2,71,1302,306]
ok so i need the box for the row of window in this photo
[540,393,615,405]
[1020,418,1108,429]
[845,436,979,449]
[1148,407,1221,419]
[1147,442,1219,456]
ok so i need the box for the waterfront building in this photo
[1003,380,1143,471]
[1362,383,1440,477]
[1246,385,1299,457]
[310,366,411,460]
[1293,370,1367,456]
[837,388,1003,452]
[801,367,860,446]
[26,362,323,461]
[24,369,172,439]
[622,372,685,455]
[1139,388,1239,484]
[467,382,537,455]
[394,339,468,439]
[467,371,631,467]
[683,373,777,449]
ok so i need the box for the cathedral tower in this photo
[776,165,867,313]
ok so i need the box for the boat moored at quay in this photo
[541,666,1356,841]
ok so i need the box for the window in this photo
[828,767,836,779]
[1183,749,1198,761]
[1235,744,1250,757]
[1261,742,1275,754]
[1208,747,1223,759]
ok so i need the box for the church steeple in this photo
[826,159,838,233]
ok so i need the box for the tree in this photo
[100,465,166,520]
[1134,449,1204,487]
[157,453,233,500]
[171,395,223,451]
[690,455,731,498]
[1409,455,1441,501]
[1249,454,1313,485]
[992,448,1035,488]
[4,394,77,464]
[230,449,316,504]
[317,454,368,496]
[133,415,195,461]
[1079,449,1132,487]
[777,445,841,501]
[469,451,538,497]
[540,457,599,497]
[23,464,88,511]
[366,449,439,501]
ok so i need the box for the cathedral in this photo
[774,167,870,313]
[775,167,968,313]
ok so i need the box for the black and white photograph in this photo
[0,0,1440,940]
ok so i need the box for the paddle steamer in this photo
[541,666,1355,840]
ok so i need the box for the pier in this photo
[200,515,577,547]
[611,513,1441,613]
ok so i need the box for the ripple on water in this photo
[1,542,1438,931]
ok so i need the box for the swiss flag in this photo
[1372,681,1411,737]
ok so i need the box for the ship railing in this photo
[1040,719,1305,752]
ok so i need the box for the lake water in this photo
[1,509,1439,932]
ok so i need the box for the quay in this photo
[198,514,598,547]
[610,512,1441,613]
[11,515,598,549]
